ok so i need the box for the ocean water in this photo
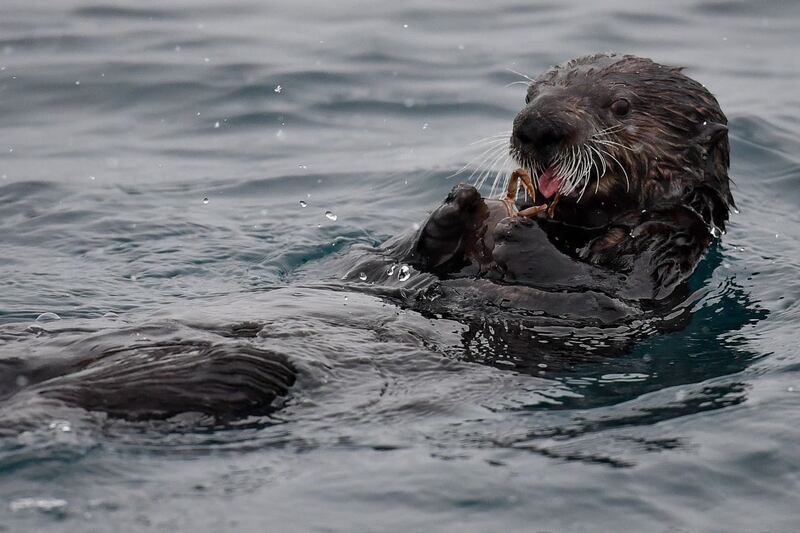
[2,0,800,531]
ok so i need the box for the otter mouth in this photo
[537,166,562,199]
[508,133,629,204]
[515,149,615,202]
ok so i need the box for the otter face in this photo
[509,54,730,208]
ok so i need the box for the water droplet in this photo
[202,197,209,204]
[708,224,722,238]
[325,211,337,221]
[299,200,307,208]
[403,98,415,108]
[403,23,409,28]
[35,312,60,322]
[274,85,282,93]
[89,175,96,181]
[422,123,429,130]
[398,265,411,281]
[537,363,548,369]
[214,121,220,128]
[359,272,367,281]
[74,80,80,86]
[203,57,210,63]
[130,275,138,281]
[297,164,307,169]
[49,420,71,432]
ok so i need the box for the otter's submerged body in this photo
[1,54,733,422]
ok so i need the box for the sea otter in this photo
[0,54,736,424]
[406,53,733,301]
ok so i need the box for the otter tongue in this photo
[538,167,561,199]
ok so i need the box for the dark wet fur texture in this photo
[410,54,733,300]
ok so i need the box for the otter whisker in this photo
[579,145,594,195]
[596,145,631,192]
[469,131,513,146]
[565,145,581,190]
[472,143,515,185]
[469,146,504,189]
[554,149,572,195]
[469,138,512,154]
[589,143,608,178]
[471,136,512,148]
[592,124,626,137]
[489,154,513,198]
[586,144,608,198]
[476,147,510,192]
[577,151,593,201]
[447,145,501,181]
[447,130,514,181]
[562,147,579,195]
[593,138,634,152]
[568,146,591,197]
[505,67,535,83]
[462,141,508,183]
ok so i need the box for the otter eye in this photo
[525,94,531,105]
[611,98,630,117]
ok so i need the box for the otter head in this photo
[510,54,733,227]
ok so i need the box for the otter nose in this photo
[513,116,567,155]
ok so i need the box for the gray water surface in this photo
[2,1,800,531]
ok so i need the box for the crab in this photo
[500,168,560,219]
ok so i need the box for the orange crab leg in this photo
[504,168,537,203]
[517,204,549,217]
[547,192,561,218]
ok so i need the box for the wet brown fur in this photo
[511,54,732,231]
[411,54,734,300]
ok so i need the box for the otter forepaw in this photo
[413,183,487,272]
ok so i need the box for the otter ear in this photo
[695,122,728,150]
